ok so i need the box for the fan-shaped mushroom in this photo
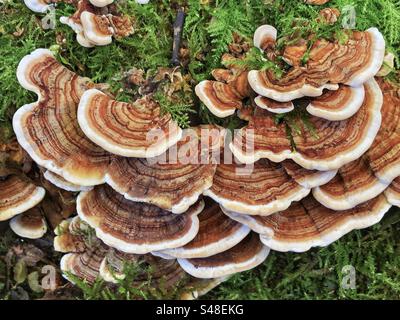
[77,185,203,254]
[77,89,182,158]
[254,96,294,114]
[14,49,113,186]
[61,242,109,284]
[106,126,224,213]
[56,218,228,296]
[230,78,382,170]
[77,11,114,46]
[306,85,365,121]
[224,194,391,252]
[157,200,250,258]
[54,217,88,253]
[9,208,47,239]
[178,232,270,279]
[282,40,308,67]
[44,171,92,192]
[281,160,337,189]
[204,159,310,216]
[253,24,277,52]
[312,156,389,210]
[318,8,340,24]
[0,175,45,221]
[59,0,133,47]
[195,54,250,118]
[248,27,385,101]
[24,1,132,47]
[366,79,400,183]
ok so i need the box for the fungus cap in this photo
[158,201,251,258]
[195,66,250,118]
[99,250,187,288]
[14,49,112,186]
[24,0,53,13]
[385,177,400,206]
[44,171,92,192]
[230,78,383,171]
[88,0,114,7]
[77,185,203,254]
[178,232,270,279]
[254,96,294,114]
[306,85,365,121]
[53,218,87,253]
[248,27,385,101]
[104,125,224,213]
[281,160,337,189]
[226,195,391,253]
[312,156,389,210]
[253,24,277,51]
[9,209,47,239]
[60,243,108,284]
[204,159,310,216]
[79,11,113,46]
[312,79,400,209]
[78,89,182,158]
[0,175,45,221]
[365,79,400,184]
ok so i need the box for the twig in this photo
[171,8,185,66]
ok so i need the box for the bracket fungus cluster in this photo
[10,8,399,294]
[54,216,229,298]
[24,0,134,47]
[194,21,399,255]
[14,47,270,289]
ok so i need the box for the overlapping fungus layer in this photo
[313,79,400,209]
[178,232,270,279]
[78,89,182,157]
[248,28,385,101]
[77,185,203,254]
[0,175,45,221]
[225,194,391,252]
[195,54,251,118]
[105,125,224,213]
[230,79,382,170]
[159,201,250,258]
[204,159,310,215]
[13,49,112,186]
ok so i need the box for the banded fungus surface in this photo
[195,20,398,255]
